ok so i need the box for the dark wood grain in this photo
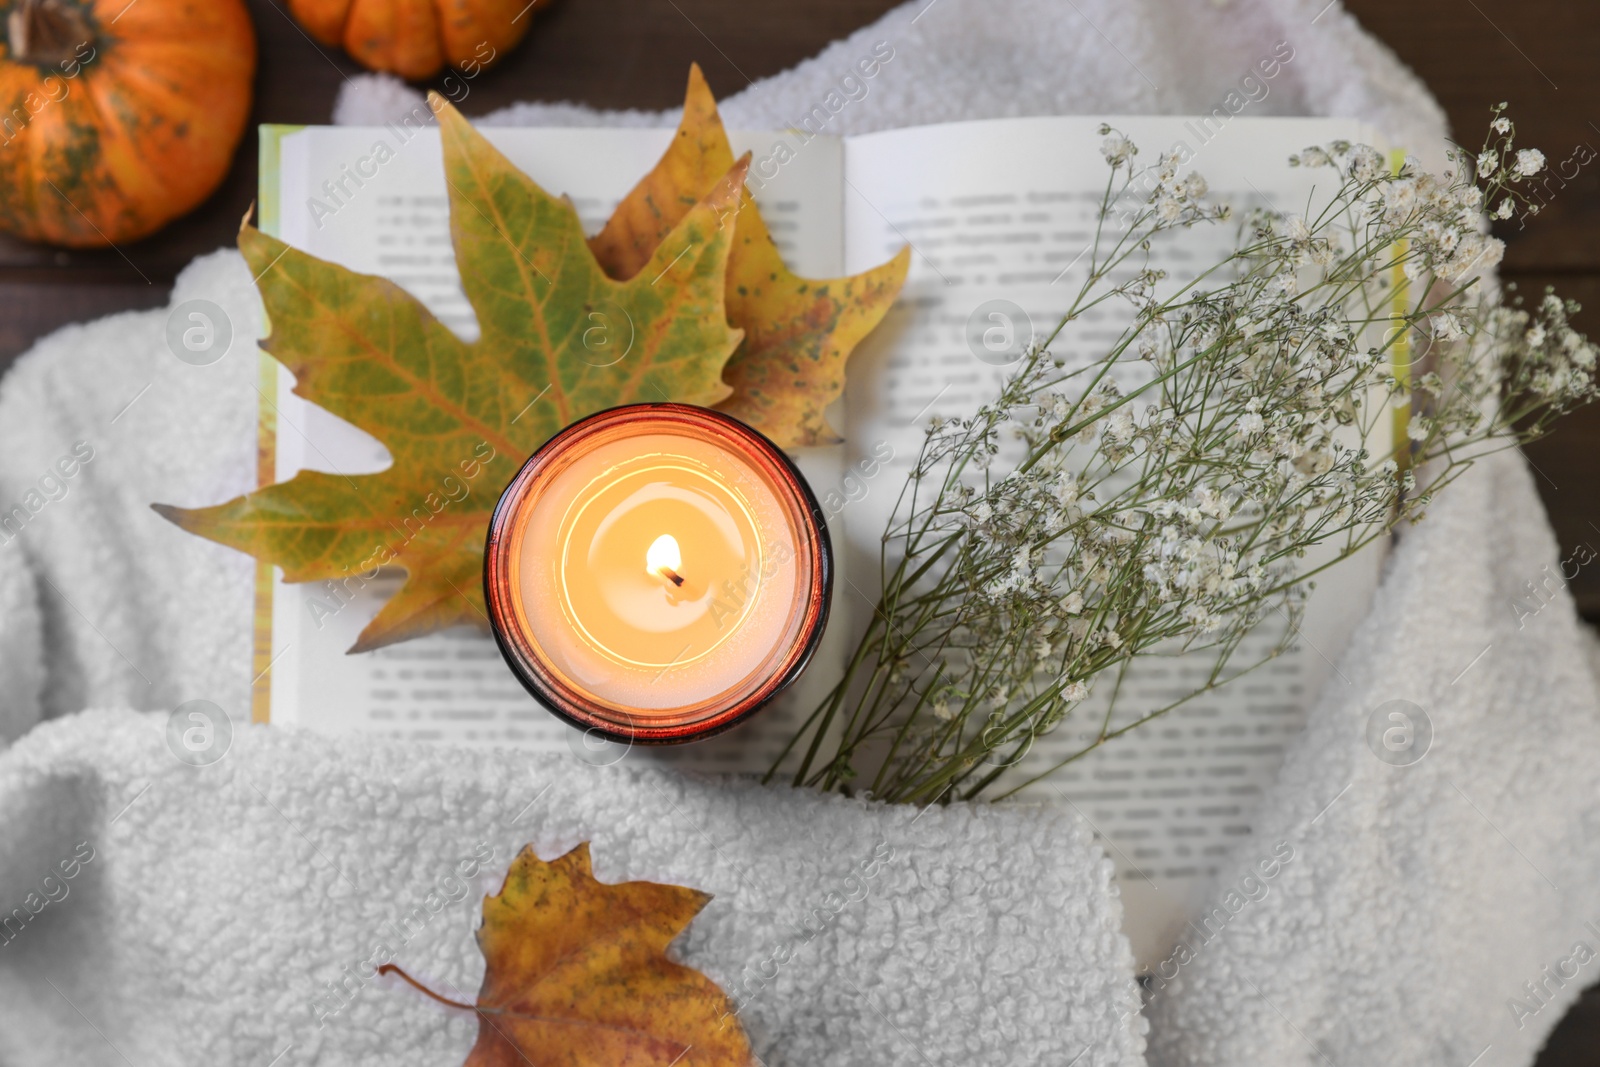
[1,1,1597,1059]
[0,0,901,280]
[1345,0,1600,273]
[0,277,168,367]
[1512,273,1600,616]
[1540,984,1600,1066]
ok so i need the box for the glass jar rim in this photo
[484,403,832,745]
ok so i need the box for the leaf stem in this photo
[377,964,477,1013]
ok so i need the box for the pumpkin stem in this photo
[8,0,95,67]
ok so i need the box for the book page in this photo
[265,124,850,775]
[839,115,1390,966]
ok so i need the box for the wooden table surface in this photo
[3,0,1598,1060]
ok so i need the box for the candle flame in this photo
[647,534,683,585]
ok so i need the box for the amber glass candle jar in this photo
[485,404,832,744]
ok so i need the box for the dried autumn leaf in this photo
[590,64,911,447]
[381,843,752,1067]
[153,94,747,652]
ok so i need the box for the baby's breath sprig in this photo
[768,111,1599,805]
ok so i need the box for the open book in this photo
[256,113,1391,966]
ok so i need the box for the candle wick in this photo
[661,567,686,588]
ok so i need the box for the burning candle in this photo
[485,404,832,744]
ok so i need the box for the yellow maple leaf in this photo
[152,97,747,652]
[382,843,753,1066]
[590,64,911,447]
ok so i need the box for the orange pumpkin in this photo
[0,0,256,248]
[286,0,550,81]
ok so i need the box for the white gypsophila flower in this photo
[1182,172,1208,199]
[1514,148,1546,176]
[1296,146,1331,168]
[1101,135,1135,167]
[1103,408,1136,446]
[1493,117,1512,134]
[1477,150,1499,178]
[1347,145,1384,182]
[1193,486,1232,520]
[1381,180,1417,224]
[803,108,1600,805]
